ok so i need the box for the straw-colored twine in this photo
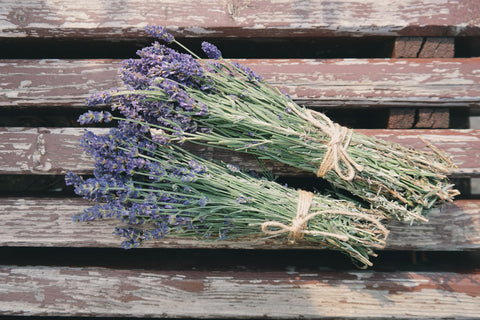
[289,103,363,181]
[261,190,390,244]
[261,190,350,242]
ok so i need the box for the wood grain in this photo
[0,127,478,177]
[0,197,478,251]
[393,37,455,58]
[2,58,480,108]
[387,108,450,129]
[1,0,479,38]
[1,265,479,318]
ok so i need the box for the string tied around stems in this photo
[261,190,350,242]
[261,190,390,246]
[289,103,363,181]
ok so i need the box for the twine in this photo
[261,190,350,242]
[261,190,390,244]
[289,103,363,181]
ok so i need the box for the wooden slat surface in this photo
[0,127,478,177]
[1,0,479,38]
[0,197,478,251]
[2,58,480,108]
[1,3,479,320]
[1,265,479,319]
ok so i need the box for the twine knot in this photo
[290,103,363,181]
[261,190,350,242]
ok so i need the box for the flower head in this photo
[236,196,253,204]
[145,25,174,43]
[232,62,263,81]
[201,41,222,59]
[78,111,113,125]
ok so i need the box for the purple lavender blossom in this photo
[201,41,222,59]
[68,29,288,250]
[77,111,113,125]
[68,121,222,247]
[235,196,253,204]
[114,41,212,137]
[65,171,83,186]
[232,62,263,81]
[85,90,115,107]
[145,25,174,43]
[121,42,205,90]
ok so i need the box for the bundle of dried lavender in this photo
[84,26,458,223]
[66,119,388,267]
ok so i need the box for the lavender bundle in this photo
[66,119,388,267]
[85,26,459,223]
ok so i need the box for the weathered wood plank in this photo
[393,37,425,58]
[418,38,456,58]
[414,108,450,128]
[0,128,478,177]
[388,108,417,129]
[388,108,450,129]
[2,58,480,108]
[0,197,478,251]
[0,127,94,174]
[1,0,479,38]
[393,37,455,58]
[1,265,479,318]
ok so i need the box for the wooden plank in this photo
[418,38,456,58]
[0,128,478,177]
[1,265,479,318]
[388,108,450,129]
[0,197,478,251]
[2,58,480,108]
[414,108,450,128]
[388,108,417,128]
[393,37,455,58]
[0,127,94,174]
[1,0,479,38]
[393,37,425,58]
[0,59,119,107]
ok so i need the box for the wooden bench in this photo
[1,1,480,318]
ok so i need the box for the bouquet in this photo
[66,119,388,267]
[84,26,459,223]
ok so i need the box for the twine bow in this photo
[261,190,390,245]
[290,103,363,181]
[261,190,350,242]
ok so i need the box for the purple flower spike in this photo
[201,41,222,59]
[85,90,114,107]
[232,62,263,81]
[236,196,253,204]
[145,25,174,43]
[78,111,113,125]
[65,171,83,186]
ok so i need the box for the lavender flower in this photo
[85,90,115,106]
[67,117,388,266]
[232,61,263,81]
[235,196,253,204]
[145,25,174,43]
[201,41,222,59]
[102,26,458,223]
[67,26,399,266]
[78,111,113,125]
